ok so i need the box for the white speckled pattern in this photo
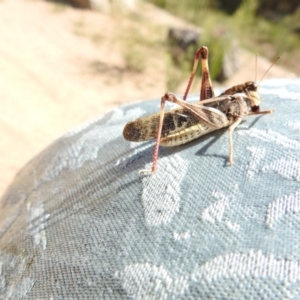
[1,79,300,299]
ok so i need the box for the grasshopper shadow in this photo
[193,115,266,166]
[246,114,265,128]
[193,128,227,157]
[194,129,230,167]
[138,127,229,168]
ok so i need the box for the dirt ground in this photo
[0,0,295,198]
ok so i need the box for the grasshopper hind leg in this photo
[138,93,168,175]
[183,46,214,101]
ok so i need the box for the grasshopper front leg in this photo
[228,117,242,165]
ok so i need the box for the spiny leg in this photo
[139,93,194,174]
[200,47,214,101]
[182,46,214,101]
[139,94,168,174]
[139,92,199,174]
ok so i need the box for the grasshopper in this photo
[123,47,275,173]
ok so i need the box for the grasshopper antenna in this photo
[255,53,258,82]
[257,56,280,87]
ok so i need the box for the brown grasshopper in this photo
[123,46,275,173]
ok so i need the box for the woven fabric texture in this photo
[0,79,300,299]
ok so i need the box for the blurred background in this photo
[0,0,299,197]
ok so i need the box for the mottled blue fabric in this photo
[0,79,300,299]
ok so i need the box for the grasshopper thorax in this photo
[220,81,260,112]
[220,81,257,96]
[244,81,258,91]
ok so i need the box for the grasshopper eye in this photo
[251,105,260,112]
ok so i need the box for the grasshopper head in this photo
[244,81,260,112]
